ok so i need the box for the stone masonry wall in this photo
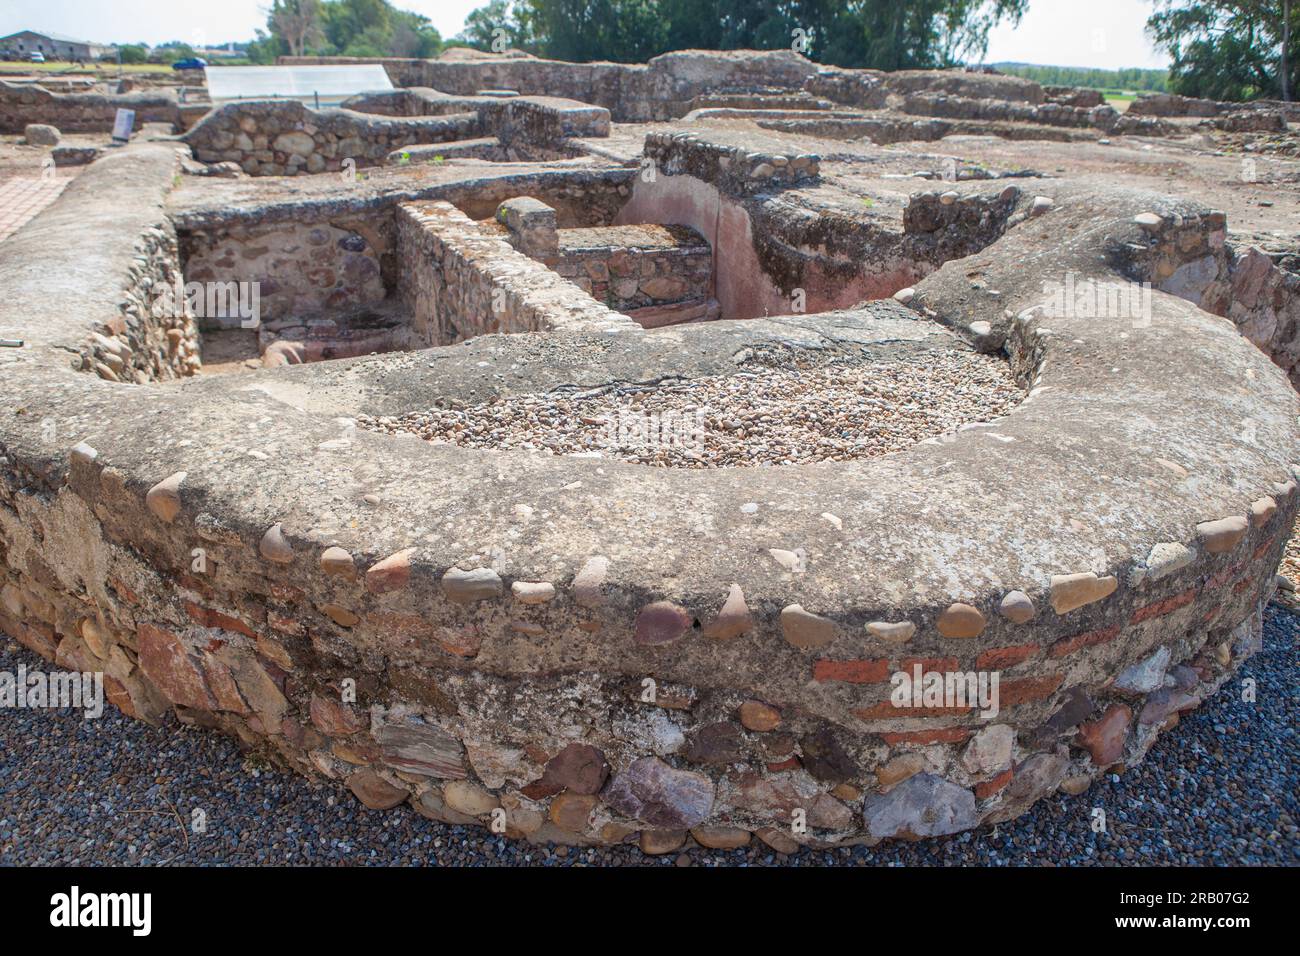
[0,79,182,134]
[555,224,712,312]
[5,118,1300,857]
[1108,207,1300,386]
[182,100,479,176]
[1127,92,1300,121]
[79,222,202,381]
[180,218,392,329]
[286,49,818,123]
[396,200,636,347]
[900,92,1174,136]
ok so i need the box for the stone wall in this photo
[622,133,1015,320]
[182,96,610,176]
[345,88,611,146]
[1111,208,1300,386]
[899,92,1174,135]
[180,219,392,329]
[556,223,712,313]
[289,49,819,123]
[182,100,480,176]
[880,68,1044,103]
[396,200,635,346]
[1043,85,1105,108]
[0,79,181,134]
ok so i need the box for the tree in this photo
[456,0,1026,69]
[269,0,326,57]
[1147,0,1298,102]
[459,0,533,51]
[116,44,148,64]
[264,0,442,59]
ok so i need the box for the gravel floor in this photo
[358,354,1023,468]
[0,606,1294,867]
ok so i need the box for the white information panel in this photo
[205,65,394,105]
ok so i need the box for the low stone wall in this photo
[803,66,1045,112]
[182,100,480,176]
[0,79,181,134]
[345,88,612,143]
[801,68,889,110]
[642,131,820,195]
[477,96,610,146]
[556,223,711,312]
[1127,92,1231,118]
[899,92,1174,135]
[1109,209,1300,386]
[1210,110,1288,133]
[1043,86,1105,108]
[0,143,200,387]
[623,133,1015,320]
[290,49,819,122]
[881,69,1044,104]
[756,115,1078,144]
[396,200,635,346]
[183,96,609,176]
[1128,92,1299,125]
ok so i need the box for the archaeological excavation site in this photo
[1,44,1298,860]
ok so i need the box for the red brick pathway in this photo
[0,172,77,243]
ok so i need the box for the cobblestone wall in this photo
[182,100,479,176]
[0,79,181,134]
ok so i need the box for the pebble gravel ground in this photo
[358,354,1023,468]
[0,607,1294,867]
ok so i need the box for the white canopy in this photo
[205,65,394,105]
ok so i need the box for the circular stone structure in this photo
[1,125,1298,853]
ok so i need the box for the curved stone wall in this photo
[1,141,1297,853]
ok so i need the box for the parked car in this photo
[171,57,207,71]
[29,52,45,63]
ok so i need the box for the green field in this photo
[1103,91,1138,111]
[0,61,177,76]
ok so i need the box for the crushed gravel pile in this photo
[358,354,1023,468]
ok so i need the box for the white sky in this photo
[0,0,1170,70]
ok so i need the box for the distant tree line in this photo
[457,0,1029,70]
[239,0,1294,105]
[993,64,1169,93]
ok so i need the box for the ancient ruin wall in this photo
[182,220,390,329]
[396,200,635,346]
[0,80,182,134]
[1101,205,1300,386]
[618,133,1016,319]
[182,100,480,176]
[285,49,819,122]
[555,225,712,314]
